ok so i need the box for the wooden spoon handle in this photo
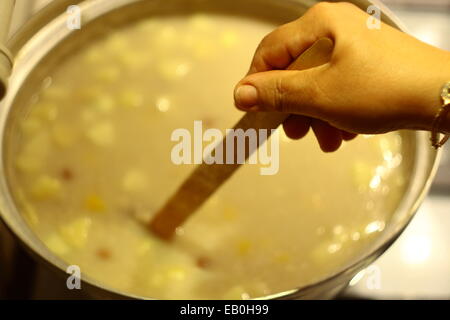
[149,38,334,240]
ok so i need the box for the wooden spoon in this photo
[149,37,334,240]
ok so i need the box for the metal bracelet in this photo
[430,82,450,149]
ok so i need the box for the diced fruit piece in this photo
[31,102,58,121]
[51,124,77,147]
[41,86,68,101]
[59,217,92,249]
[353,161,375,190]
[95,66,120,82]
[223,206,238,221]
[22,132,51,159]
[122,170,148,193]
[149,273,166,288]
[92,94,115,113]
[136,239,153,256]
[119,90,143,108]
[156,97,171,112]
[16,156,42,173]
[166,266,187,281]
[86,121,115,146]
[20,117,42,135]
[45,234,70,256]
[30,175,61,200]
[273,253,291,264]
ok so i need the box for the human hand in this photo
[234,2,450,152]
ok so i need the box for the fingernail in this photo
[234,85,259,109]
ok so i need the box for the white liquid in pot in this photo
[8,13,407,299]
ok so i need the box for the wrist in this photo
[406,53,450,133]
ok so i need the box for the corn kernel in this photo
[84,194,106,213]
[237,240,251,256]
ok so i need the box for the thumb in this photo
[234,68,327,118]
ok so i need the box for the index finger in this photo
[247,5,334,75]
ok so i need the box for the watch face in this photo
[442,82,450,103]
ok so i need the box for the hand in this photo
[233,2,450,152]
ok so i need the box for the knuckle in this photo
[273,77,288,112]
[309,2,334,16]
[308,1,354,18]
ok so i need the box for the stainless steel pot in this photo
[0,0,441,299]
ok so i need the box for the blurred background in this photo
[0,0,449,299]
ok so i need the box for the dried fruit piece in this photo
[96,248,112,260]
[60,168,74,181]
[196,256,211,269]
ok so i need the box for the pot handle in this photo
[0,0,15,101]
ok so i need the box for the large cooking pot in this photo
[0,0,441,299]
